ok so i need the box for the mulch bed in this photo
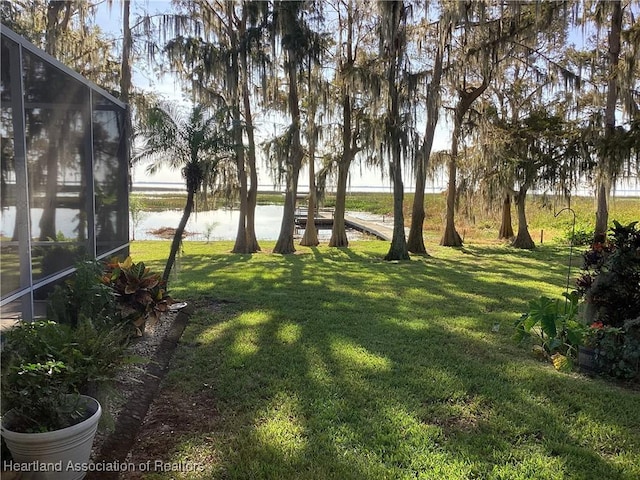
[86,306,192,480]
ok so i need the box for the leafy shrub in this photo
[47,259,120,329]
[514,291,587,370]
[577,220,640,328]
[587,318,640,380]
[1,255,168,434]
[561,226,594,246]
[576,220,640,380]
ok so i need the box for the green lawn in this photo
[129,240,640,480]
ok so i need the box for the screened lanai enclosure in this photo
[0,25,129,322]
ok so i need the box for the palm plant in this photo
[162,0,270,253]
[133,103,231,282]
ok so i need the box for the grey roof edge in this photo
[1,23,128,110]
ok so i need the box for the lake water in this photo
[133,205,366,242]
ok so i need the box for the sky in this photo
[94,1,638,196]
[95,0,452,193]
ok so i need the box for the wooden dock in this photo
[295,210,393,241]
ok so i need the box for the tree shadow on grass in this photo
[127,244,640,479]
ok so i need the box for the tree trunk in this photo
[330,164,350,247]
[163,189,194,282]
[594,0,622,244]
[512,188,534,249]
[244,66,260,252]
[330,1,357,248]
[38,143,59,241]
[407,42,442,254]
[300,128,318,247]
[330,92,353,248]
[231,152,248,253]
[120,0,133,246]
[384,1,409,261]
[440,154,462,246]
[594,182,609,243]
[41,0,68,241]
[237,8,260,253]
[407,151,427,253]
[440,110,463,247]
[498,193,514,239]
[231,102,248,253]
[45,1,64,57]
[384,86,409,259]
[230,6,249,254]
[441,78,489,247]
[246,154,260,252]
[274,53,303,255]
[273,162,301,254]
[385,153,409,260]
[300,192,318,247]
[39,112,70,241]
[120,0,132,106]
[301,61,319,248]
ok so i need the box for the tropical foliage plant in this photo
[578,221,640,328]
[102,256,172,336]
[514,291,587,371]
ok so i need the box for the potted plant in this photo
[1,321,103,480]
[102,256,172,336]
[577,321,606,375]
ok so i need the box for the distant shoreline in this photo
[131,183,406,194]
[131,184,640,197]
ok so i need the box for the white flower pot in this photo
[1,395,101,480]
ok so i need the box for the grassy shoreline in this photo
[131,191,638,244]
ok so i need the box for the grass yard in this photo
[128,240,640,480]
